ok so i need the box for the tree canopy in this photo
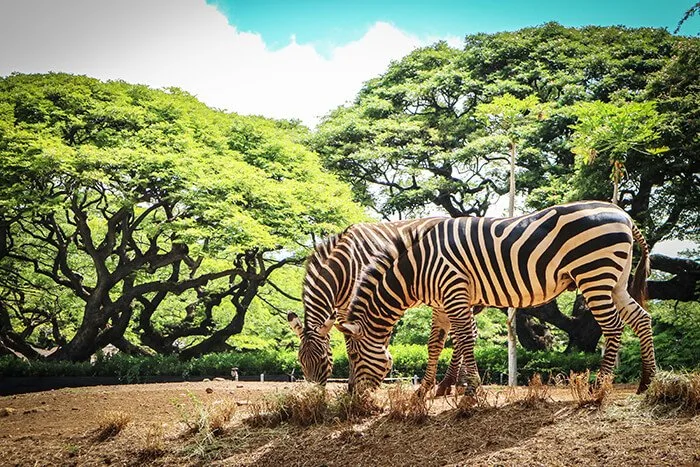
[315,23,698,247]
[1,23,698,370]
[0,73,364,360]
[314,23,700,354]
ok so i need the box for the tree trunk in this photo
[515,313,553,351]
[612,163,620,206]
[178,274,262,360]
[111,336,154,356]
[564,295,601,353]
[48,303,108,361]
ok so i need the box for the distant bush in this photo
[0,350,299,382]
[2,336,694,385]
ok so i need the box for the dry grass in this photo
[385,383,429,423]
[519,374,552,408]
[95,410,132,441]
[245,384,386,428]
[644,371,700,412]
[137,423,166,460]
[568,371,613,408]
[174,392,236,438]
[246,385,329,427]
[330,387,383,421]
[455,385,492,417]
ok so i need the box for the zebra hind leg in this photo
[436,314,477,396]
[583,290,624,389]
[613,291,656,393]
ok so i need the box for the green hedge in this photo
[0,350,299,383]
[382,344,602,384]
[5,342,686,385]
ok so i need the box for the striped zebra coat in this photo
[289,218,468,394]
[339,201,656,394]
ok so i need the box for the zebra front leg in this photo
[438,308,480,396]
[435,335,460,396]
[614,291,657,393]
[416,308,449,399]
[449,310,480,396]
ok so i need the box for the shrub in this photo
[96,411,132,441]
[644,371,700,412]
[385,382,429,423]
[568,370,613,408]
[0,350,300,380]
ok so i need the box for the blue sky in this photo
[208,0,699,55]
[0,0,696,254]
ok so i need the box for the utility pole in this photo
[507,141,517,387]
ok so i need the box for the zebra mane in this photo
[304,226,352,275]
[346,224,433,322]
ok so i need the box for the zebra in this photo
[288,218,471,395]
[338,201,656,394]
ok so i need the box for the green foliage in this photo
[0,73,364,359]
[391,307,433,345]
[0,350,299,382]
[568,100,667,203]
[569,101,667,162]
[315,23,698,246]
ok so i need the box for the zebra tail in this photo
[630,223,650,309]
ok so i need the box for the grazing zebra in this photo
[338,201,656,394]
[288,218,469,394]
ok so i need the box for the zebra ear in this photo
[316,315,335,337]
[338,321,361,338]
[287,312,303,338]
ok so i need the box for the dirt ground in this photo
[1,381,699,466]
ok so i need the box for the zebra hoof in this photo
[435,382,453,397]
[637,372,654,394]
[413,386,429,400]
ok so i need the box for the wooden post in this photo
[507,141,518,387]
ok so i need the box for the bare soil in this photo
[1,381,698,466]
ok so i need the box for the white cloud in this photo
[0,0,454,127]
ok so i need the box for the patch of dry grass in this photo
[137,423,166,460]
[245,384,384,428]
[95,410,132,441]
[569,371,613,408]
[385,383,429,423]
[330,387,383,421]
[455,385,492,417]
[246,385,329,427]
[519,374,552,408]
[644,371,700,412]
[174,392,236,439]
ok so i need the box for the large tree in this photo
[0,73,364,361]
[314,24,700,352]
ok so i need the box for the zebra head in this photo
[339,320,393,392]
[288,312,335,384]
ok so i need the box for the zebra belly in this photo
[469,271,575,309]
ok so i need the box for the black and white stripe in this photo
[290,218,462,392]
[340,201,656,394]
